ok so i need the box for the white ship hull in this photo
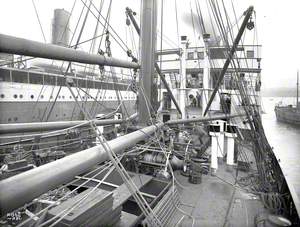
[0,81,137,123]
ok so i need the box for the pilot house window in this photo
[29,73,43,84]
[187,52,194,60]
[246,50,254,58]
[197,52,204,59]
[0,69,11,82]
[12,71,28,83]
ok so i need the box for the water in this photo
[261,97,300,199]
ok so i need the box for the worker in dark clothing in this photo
[31,136,41,166]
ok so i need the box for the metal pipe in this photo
[166,113,244,125]
[0,123,163,215]
[0,33,139,69]
[203,6,254,116]
[0,113,138,134]
[126,6,182,116]
[0,119,122,134]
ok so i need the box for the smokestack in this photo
[51,9,70,46]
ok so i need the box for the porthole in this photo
[0,94,4,98]
[19,94,23,99]
[58,96,61,99]
[62,96,65,99]
[8,118,11,122]
[14,117,18,122]
[50,96,53,99]
[13,94,17,99]
[30,95,34,99]
[69,96,72,99]
[41,95,44,99]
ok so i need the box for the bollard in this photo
[225,124,237,172]
[209,123,221,175]
[214,120,226,161]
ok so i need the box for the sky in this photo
[0,0,299,89]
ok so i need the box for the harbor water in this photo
[262,97,300,197]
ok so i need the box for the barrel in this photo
[188,162,202,184]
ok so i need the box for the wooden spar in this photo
[166,113,244,125]
[0,123,163,216]
[0,113,138,134]
[0,33,139,69]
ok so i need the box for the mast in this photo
[179,36,187,118]
[202,34,211,116]
[126,7,182,116]
[138,0,157,125]
[297,70,299,109]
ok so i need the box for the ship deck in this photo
[159,107,270,226]
[168,150,269,227]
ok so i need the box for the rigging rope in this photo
[44,0,91,122]
[209,0,284,196]
[39,0,85,122]
[174,0,180,48]
[31,0,47,43]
